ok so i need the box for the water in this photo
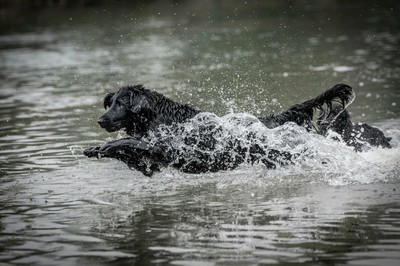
[1,1,400,265]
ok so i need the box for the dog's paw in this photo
[83,140,135,159]
[83,146,102,158]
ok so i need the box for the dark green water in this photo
[0,1,400,265]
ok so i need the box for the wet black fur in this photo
[84,135,295,176]
[260,83,353,129]
[97,84,353,135]
[84,83,391,176]
[97,85,201,137]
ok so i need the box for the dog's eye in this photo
[115,99,129,108]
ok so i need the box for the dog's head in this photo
[97,85,155,135]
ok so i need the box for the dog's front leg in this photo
[83,138,171,176]
[84,139,126,158]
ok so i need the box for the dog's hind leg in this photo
[260,84,353,129]
[84,138,172,176]
[317,106,392,151]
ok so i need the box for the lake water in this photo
[1,1,400,265]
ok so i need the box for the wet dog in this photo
[84,84,391,176]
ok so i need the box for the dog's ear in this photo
[129,91,151,113]
[103,92,115,109]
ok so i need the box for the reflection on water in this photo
[0,1,400,265]
[1,164,400,265]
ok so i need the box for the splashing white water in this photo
[143,113,400,186]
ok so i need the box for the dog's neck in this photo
[151,95,202,123]
[124,92,202,137]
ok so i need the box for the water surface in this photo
[0,1,400,265]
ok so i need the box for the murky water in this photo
[1,1,400,265]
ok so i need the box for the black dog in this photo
[84,84,391,176]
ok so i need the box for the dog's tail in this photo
[260,84,353,128]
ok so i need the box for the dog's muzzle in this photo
[97,117,122,132]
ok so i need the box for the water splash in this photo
[121,112,400,187]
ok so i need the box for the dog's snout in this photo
[97,115,118,132]
[97,117,107,128]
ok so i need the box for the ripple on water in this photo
[0,5,399,265]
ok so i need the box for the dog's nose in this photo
[97,117,107,128]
